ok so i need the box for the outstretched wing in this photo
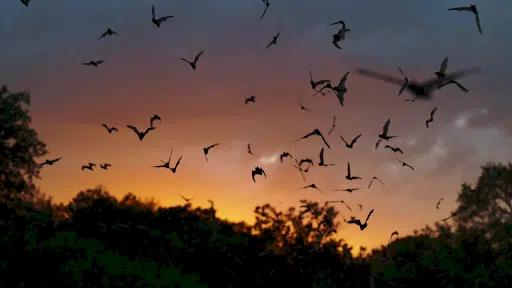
[159,16,174,22]
[365,209,375,223]
[447,6,472,12]
[382,119,391,135]
[152,5,155,18]
[194,51,204,63]
[173,156,183,169]
[319,148,325,162]
[98,31,108,39]
[338,71,350,86]
[474,11,482,34]
[347,219,362,226]
[126,125,140,134]
[144,126,156,135]
[350,134,362,146]
[421,67,481,91]
[356,68,403,86]
[101,124,109,130]
[439,57,449,73]
[431,107,438,118]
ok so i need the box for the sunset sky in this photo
[2,0,512,251]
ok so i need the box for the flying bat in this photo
[378,119,396,141]
[265,28,283,51]
[368,176,384,188]
[318,147,335,167]
[279,152,292,163]
[397,159,414,170]
[152,4,173,27]
[126,125,155,141]
[98,28,118,40]
[153,150,173,169]
[301,183,324,194]
[436,198,444,210]
[426,107,438,128]
[309,70,331,90]
[170,156,182,173]
[297,100,312,111]
[333,188,360,193]
[180,194,193,202]
[203,143,219,162]
[40,157,62,167]
[260,0,270,20]
[252,166,266,182]
[447,5,482,34]
[356,67,481,100]
[347,209,374,231]
[101,124,118,134]
[346,162,362,180]
[100,163,111,170]
[181,51,204,70]
[81,163,96,171]
[82,60,105,67]
[327,116,336,136]
[340,133,362,149]
[384,145,403,154]
[295,128,331,149]
[245,95,256,105]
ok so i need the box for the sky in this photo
[2,0,512,251]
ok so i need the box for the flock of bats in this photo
[28,1,483,237]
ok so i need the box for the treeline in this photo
[1,86,511,287]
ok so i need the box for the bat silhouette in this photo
[295,129,331,149]
[436,198,444,210]
[126,125,155,141]
[325,200,352,211]
[346,162,362,180]
[247,144,258,156]
[153,151,173,169]
[368,176,384,188]
[82,60,105,67]
[438,80,469,92]
[297,100,312,111]
[20,0,31,7]
[260,0,270,20]
[40,157,62,167]
[333,72,349,106]
[170,156,182,173]
[356,67,481,100]
[384,145,403,154]
[448,5,482,34]
[397,159,414,170]
[252,166,266,182]
[334,188,360,193]
[318,148,335,167]
[98,28,118,40]
[378,119,396,141]
[100,163,111,170]
[81,163,96,171]
[265,28,283,51]
[181,51,204,70]
[426,107,438,128]
[309,70,331,90]
[375,139,383,150]
[245,95,256,105]
[387,231,399,246]
[150,114,161,127]
[152,5,173,27]
[180,194,193,202]
[340,133,362,149]
[327,116,336,136]
[101,124,118,134]
[301,183,324,194]
[347,209,374,231]
[279,152,292,163]
[326,20,350,39]
[203,143,219,162]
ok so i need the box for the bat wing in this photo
[319,148,325,162]
[475,12,482,34]
[320,134,331,149]
[440,57,449,73]
[160,16,174,22]
[174,156,183,168]
[152,5,155,18]
[338,71,350,86]
[351,134,362,145]
[356,68,403,86]
[421,67,481,90]
[447,6,472,12]
[99,31,108,39]
[365,209,375,223]
[431,107,438,118]
[194,51,204,63]
[126,125,140,134]
[144,126,156,134]
[383,119,391,134]
[332,40,343,49]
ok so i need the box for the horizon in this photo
[2,0,512,252]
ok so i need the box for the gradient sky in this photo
[2,0,512,251]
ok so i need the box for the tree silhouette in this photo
[0,85,47,196]
[452,162,512,249]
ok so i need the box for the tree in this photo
[0,85,47,196]
[452,162,512,248]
